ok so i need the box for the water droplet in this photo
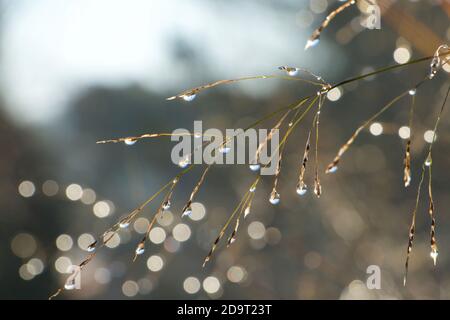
[182,206,192,218]
[425,153,432,166]
[269,191,280,205]
[249,164,260,172]
[124,139,136,146]
[64,282,76,290]
[219,146,231,154]
[408,88,416,96]
[135,243,145,255]
[327,165,338,173]
[87,241,97,253]
[182,93,196,102]
[244,206,251,218]
[430,250,438,266]
[305,38,319,50]
[296,184,307,196]
[249,186,256,193]
[178,156,190,168]
[119,220,130,229]
[162,200,171,210]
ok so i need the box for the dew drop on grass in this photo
[124,139,136,146]
[178,156,190,168]
[296,184,307,196]
[162,200,171,210]
[305,38,320,50]
[182,93,196,102]
[269,191,280,205]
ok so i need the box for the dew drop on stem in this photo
[182,93,196,102]
[305,38,320,50]
[119,221,130,229]
[269,190,280,205]
[244,206,251,218]
[87,241,97,253]
[162,200,171,210]
[182,206,192,218]
[64,282,76,290]
[327,165,338,173]
[425,153,432,167]
[219,146,231,154]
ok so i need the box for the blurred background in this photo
[1,0,450,299]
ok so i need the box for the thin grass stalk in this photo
[305,0,357,50]
[325,88,418,174]
[428,163,437,266]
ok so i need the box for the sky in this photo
[0,0,336,124]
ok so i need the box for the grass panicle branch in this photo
[51,44,450,297]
